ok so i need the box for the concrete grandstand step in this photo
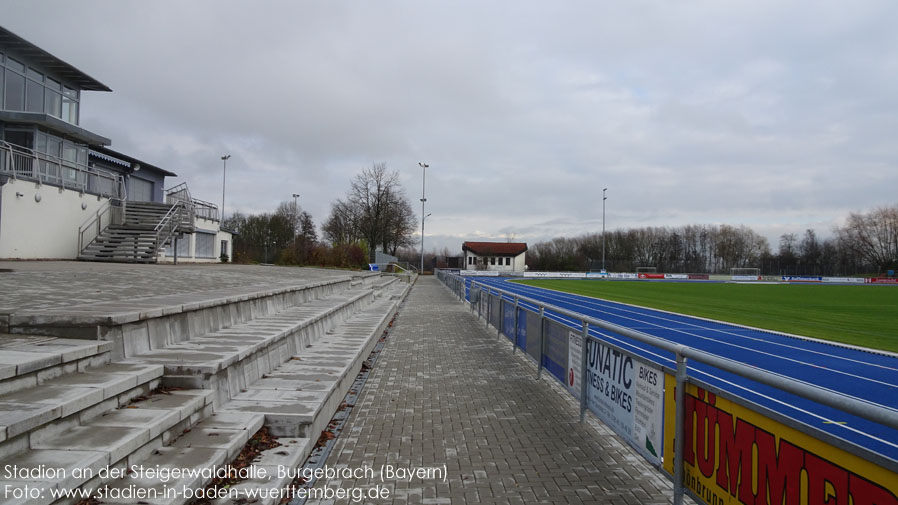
[0,388,214,505]
[123,288,379,407]
[0,362,163,446]
[5,274,360,348]
[0,272,409,504]
[218,282,407,439]
[0,335,113,392]
[209,436,311,505]
[93,412,266,505]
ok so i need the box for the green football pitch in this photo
[514,280,898,353]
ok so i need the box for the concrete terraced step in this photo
[0,362,163,447]
[94,412,312,505]
[0,335,113,389]
[0,274,409,504]
[4,275,358,345]
[0,388,214,505]
[124,288,379,406]
[219,280,409,439]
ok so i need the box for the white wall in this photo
[513,252,527,271]
[462,251,526,272]
[156,216,232,264]
[0,178,109,259]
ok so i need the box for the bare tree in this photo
[322,199,360,245]
[326,162,416,259]
[838,205,898,272]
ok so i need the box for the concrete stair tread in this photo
[0,363,164,443]
[121,289,376,375]
[8,276,355,328]
[0,388,215,504]
[100,446,229,505]
[0,448,108,504]
[0,335,113,380]
[96,413,265,505]
[210,436,311,505]
[217,289,403,438]
[125,389,215,421]
[32,424,150,464]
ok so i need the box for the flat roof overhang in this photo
[0,111,111,146]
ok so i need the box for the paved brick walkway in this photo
[305,277,674,505]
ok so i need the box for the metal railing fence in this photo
[436,270,898,505]
[1,141,124,199]
[77,198,126,255]
[192,197,219,221]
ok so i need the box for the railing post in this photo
[484,287,489,327]
[673,349,688,505]
[537,305,545,379]
[512,296,519,353]
[579,321,589,423]
[497,296,502,339]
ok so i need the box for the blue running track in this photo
[462,276,898,463]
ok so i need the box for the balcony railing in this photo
[0,141,125,199]
[192,197,219,221]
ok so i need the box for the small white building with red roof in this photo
[462,241,528,272]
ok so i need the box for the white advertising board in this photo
[584,339,664,465]
[460,270,500,276]
[524,271,587,279]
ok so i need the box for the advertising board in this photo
[662,377,898,505]
[583,338,664,465]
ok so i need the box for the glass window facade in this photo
[4,68,25,110]
[0,55,79,124]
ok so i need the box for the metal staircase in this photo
[78,184,199,263]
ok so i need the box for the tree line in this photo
[526,204,898,276]
[222,163,416,269]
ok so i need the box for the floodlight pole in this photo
[220,154,231,221]
[602,187,608,272]
[419,162,429,273]
[292,193,300,253]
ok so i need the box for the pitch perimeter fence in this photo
[436,271,898,505]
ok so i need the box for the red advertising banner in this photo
[867,278,898,284]
[638,273,666,279]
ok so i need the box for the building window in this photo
[62,86,79,125]
[26,77,43,112]
[44,77,61,117]
[490,257,495,265]
[196,232,215,258]
[4,63,26,111]
[165,235,190,257]
[468,256,474,265]
[506,257,511,266]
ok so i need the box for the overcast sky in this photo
[4,1,897,253]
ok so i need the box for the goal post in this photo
[636,266,657,274]
[730,267,761,281]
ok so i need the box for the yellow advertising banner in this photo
[662,373,898,505]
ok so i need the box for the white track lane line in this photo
[530,307,898,454]
[497,281,898,390]
[509,281,898,373]
[469,279,898,454]
[506,280,898,369]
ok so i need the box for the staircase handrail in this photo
[78,196,126,255]
[152,200,186,258]
[164,182,196,230]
